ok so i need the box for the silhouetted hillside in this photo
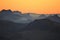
[47,15,60,23]
[0,20,28,32]
[0,19,60,40]
[25,18,60,33]
[0,9,12,15]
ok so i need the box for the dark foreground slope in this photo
[25,19,60,32]
[0,19,60,40]
[0,20,27,32]
[23,18,60,40]
[0,16,60,40]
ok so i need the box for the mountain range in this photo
[25,17,60,32]
[0,9,60,40]
[0,9,60,23]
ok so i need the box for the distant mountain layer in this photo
[0,9,60,23]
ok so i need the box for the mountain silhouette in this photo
[0,20,28,32]
[25,16,60,33]
[0,9,40,23]
[47,15,60,23]
[0,9,60,40]
[0,9,12,15]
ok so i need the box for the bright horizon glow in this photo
[0,0,60,14]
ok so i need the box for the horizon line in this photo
[0,9,60,14]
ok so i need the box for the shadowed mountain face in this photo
[0,20,28,32]
[25,19,60,33]
[47,15,60,23]
[0,19,60,40]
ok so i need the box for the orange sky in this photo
[0,0,60,14]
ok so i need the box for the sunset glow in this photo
[0,0,60,14]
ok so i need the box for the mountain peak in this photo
[0,9,12,14]
[13,11,22,14]
[47,14,60,23]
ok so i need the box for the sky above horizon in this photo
[0,0,60,14]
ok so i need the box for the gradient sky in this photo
[0,0,60,14]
